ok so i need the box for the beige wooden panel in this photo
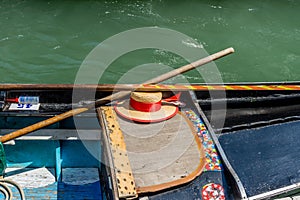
[117,112,205,193]
[99,106,137,199]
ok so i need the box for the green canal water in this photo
[0,0,299,84]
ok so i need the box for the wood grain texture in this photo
[3,167,102,200]
[117,112,205,193]
[98,107,137,199]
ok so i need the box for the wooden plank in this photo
[117,112,205,193]
[0,129,101,140]
[5,167,56,189]
[4,167,102,200]
[62,168,100,185]
[98,107,137,199]
[98,108,120,200]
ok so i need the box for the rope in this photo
[0,183,11,200]
[0,178,25,200]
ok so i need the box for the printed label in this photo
[9,103,40,111]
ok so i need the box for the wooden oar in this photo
[0,47,234,143]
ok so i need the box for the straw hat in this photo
[114,92,178,123]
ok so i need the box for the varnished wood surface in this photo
[98,107,137,199]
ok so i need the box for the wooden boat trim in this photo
[98,107,137,199]
[1,81,300,91]
[136,112,206,194]
[98,107,120,200]
[188,91,248,199]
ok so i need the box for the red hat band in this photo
[130,97,161,112]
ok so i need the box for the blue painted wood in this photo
[4,140,59,168]
[0,181,103,200]
[0,183,57,200]
[2,167,103,200]
[55,145,62,182]
[4,140,102,169]
[0,116,103,199]
[57,181,102,200]
[61,140,101,168]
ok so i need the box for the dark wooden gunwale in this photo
[0,81,300,91]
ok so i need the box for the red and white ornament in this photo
[202,183,225,200]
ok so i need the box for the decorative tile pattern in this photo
[184,110,222,171]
